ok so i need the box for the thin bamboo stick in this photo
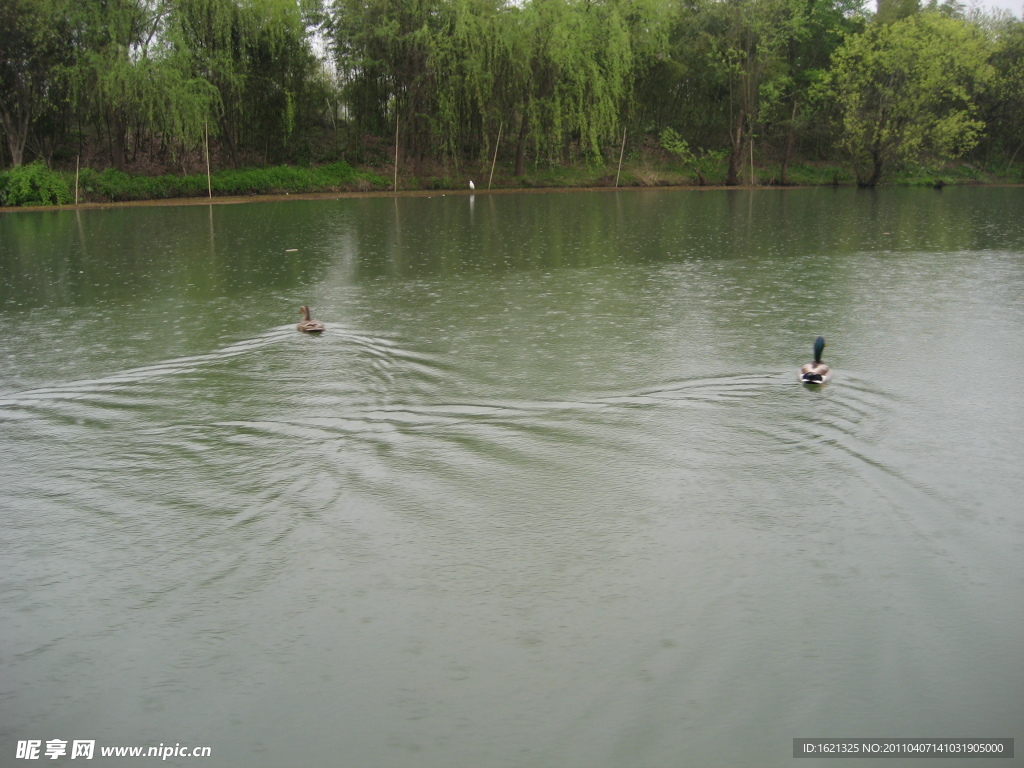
[488,123,503,190]
[204,121,212,198]
[615,128,627,187]
[749,138,754,186]
[75,156,80,205]
[394,114,400,192]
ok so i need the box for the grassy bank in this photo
[0,161,390,207]
[0,157,1019,209]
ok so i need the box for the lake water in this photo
[1,187,1022,767]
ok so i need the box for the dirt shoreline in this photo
[0,184,728,214]
[2,180,1018,214]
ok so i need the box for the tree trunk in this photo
[726,109,745,186]
[0,105,29,166]
[857,148,883,187]
[780,99,798,186]
[104,106,129,170]
[514,108,529,177]
[219,115,239,168]
[109,130,126,171]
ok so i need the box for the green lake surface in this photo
[1,187,1022,767]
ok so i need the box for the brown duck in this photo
[297,305,325,334]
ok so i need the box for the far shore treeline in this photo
[1,0,1022,206]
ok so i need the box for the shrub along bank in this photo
[0,158,1017,209]
[0,161,389,207]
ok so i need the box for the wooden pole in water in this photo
[488,123,503,190]
[394,113,399,193]
[74,155,80,205]
[615,128,627,187]
[204,121,212,198]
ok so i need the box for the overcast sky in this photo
[974,0,1023,14]
[953,0,1021,15]
[878,0,1023,15]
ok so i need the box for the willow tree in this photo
[166,0,323,166]
[72,0,166,169]
[598,0,670,148]
[149,53,223,170]
[428,0,514,166]
[507,0,635,174]
[828,12,993,186]
[234,0,327,163]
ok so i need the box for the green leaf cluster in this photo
[0,161,72,206]
[827,12,993,185]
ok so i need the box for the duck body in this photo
[799,336,832,384]
[297,305,325,334]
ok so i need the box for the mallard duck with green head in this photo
[297,305,325,334]
[799,336,832,384]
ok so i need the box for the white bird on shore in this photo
[469,180,475,190]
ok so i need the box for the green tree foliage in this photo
[72,0,166,169]
[632,0,864,185]
[164,0,326,166]
[508,0,635,171]
[0,0,77,165]
[329,0,636,172]
[428,0,516,165]
[875,0,919,25]
[763,0,867,183]
[330,0,449,165]
[0,160,72,205]
[976,16,1024,168]
[659,126,707,183]
[827,12,993,186]
[632,0,728,148]
[709,0,812,185]
[1,0,1019,186]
